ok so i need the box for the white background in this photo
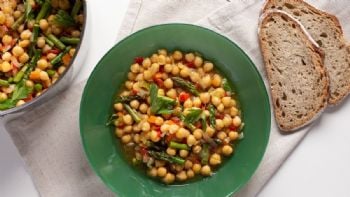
[0,1,349,197]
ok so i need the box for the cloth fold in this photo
[5,0,350,196]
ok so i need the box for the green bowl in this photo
[80,24,270,197]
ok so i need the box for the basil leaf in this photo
[184,108,202,125]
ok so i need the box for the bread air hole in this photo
[276,98,280,108]
[281,15,288,22]
[282,92,287,100]
[316,40,322,47]
[293,11,300,16]
[301,59,306,65]
[320,32,327,38]
[292,89,296,94]
[284,3,295,9]
[282,111,286,117]
[297,114,302,119]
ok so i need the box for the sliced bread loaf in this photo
[258,10,329,132]
[263,0,350,105]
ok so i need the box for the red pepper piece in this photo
[179,92,190,102]
[47,49,60,54]
[139,147,148,156]
[134,57,144,64]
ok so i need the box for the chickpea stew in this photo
[110,49,244,184]
[0,0,84,110]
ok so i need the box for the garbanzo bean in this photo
[201,165,212,176]
[222,145,233,156]
[157,167,167,177]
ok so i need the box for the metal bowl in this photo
[0,0,90,120]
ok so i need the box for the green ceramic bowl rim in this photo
[80,23,271,196]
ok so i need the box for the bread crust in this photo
[258,10,329,132]
[262,0,350,105]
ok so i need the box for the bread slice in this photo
[258,10,329,132]
[263,0,350,105]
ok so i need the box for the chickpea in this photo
[233,116,242,127]
[37,59,49,70]
[25,80,34,88]
[142,58,151,68]
[15,100,25,107]
[58,66,66,75]
[19,29,31,40]
[122,114,133,125]
[194,56,203,67]
[222,97,232,107]
[128,72,136,81]
[148,167,157,177]
[166,147,176,156]
[192,163,202,174]
[201,165,212,176]
[124,81,133,90]
[203,62,214,72]
[150,63,160,74]
[192,145,202,154]
[230,107,238,116]
[223,116,233,127]
[164,78,173,89]
[2,35,12,45]
[155,160,166,167]
[114,103,123,111]
[121,134,131,143]
[209,153,222,166]
[0,92,8,102]
[130,100,140,109]
[2,52,11,61]
[39,71,49,81]
[212,74,222,87]
[183,99,193,108]
[222,145,233,156]
[155,116,164,126]
[200,74,211,89]
[39,19,49,30]
[180,67,190,78]
[1,61,12,72]
[184,160,193,169]
[211,96,221,106]
[115,128,124,137]
[176,171,187,181]
[185,53,195,62]
[168,124,179,134]
[190,72,200,83]
[171,65,180,75]
[164,64,173,73]
[143,70,152,81]
[130,63,140,73]
[166,89,177,99]
[192,97,202,108]
[71,30,81,38]
[36,37,46,48]
[150,130,160,142]
[215,119,224,130]
[6,16,14,28]
[0,11,5,24]
[160,124,169,133]
[162,173,175,184]
[193,129,203,140]
[217,103,224,112]
[12,46,24,57]
[18,40,30,48]
[158,55,166,65]
[187,135,196,146]
[141,122,151,132]
[124,125,132,133]
[206,127,215,137]
[176,128,189,139]
[179,150,189,158]
[199,92,210,104]
[217,131,227,140]
[228,131,239,141]
[19,53,29,63]
[172,50,183,61]
[150,54,159,63]
[187,169,195,178]
[157,167,167,177]
[133,133,140,143]
[139,103,148,113]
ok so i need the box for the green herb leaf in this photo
[11,81,32,102]
[53,10,76,27]
[150,84,176,115]
[106,114,117,126]
[222,78,232,93]
[201,113,207,131]
[200,144,209,165]
[208,104,216,128]
[184,108,202,125]
[0,100,15,110]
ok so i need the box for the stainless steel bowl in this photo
[0,0,90,120]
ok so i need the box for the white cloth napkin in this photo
[5,0,350,196]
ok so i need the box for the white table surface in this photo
[1,1,349,197]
